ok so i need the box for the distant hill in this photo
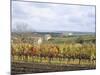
[11,31,95,37]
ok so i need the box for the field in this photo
[11,32,96,74]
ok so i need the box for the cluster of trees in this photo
[11,42,96,64]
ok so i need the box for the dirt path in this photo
[11,62,96,75]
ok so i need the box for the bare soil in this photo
[11,62,96,75]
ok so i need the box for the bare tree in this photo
[12,22,36,32]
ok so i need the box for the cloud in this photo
[12,1,96,32]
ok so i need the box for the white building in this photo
[68,33,73,36]
[37,37,43,45]
[45,34,52,41]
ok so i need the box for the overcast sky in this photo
[12,1,96,32]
